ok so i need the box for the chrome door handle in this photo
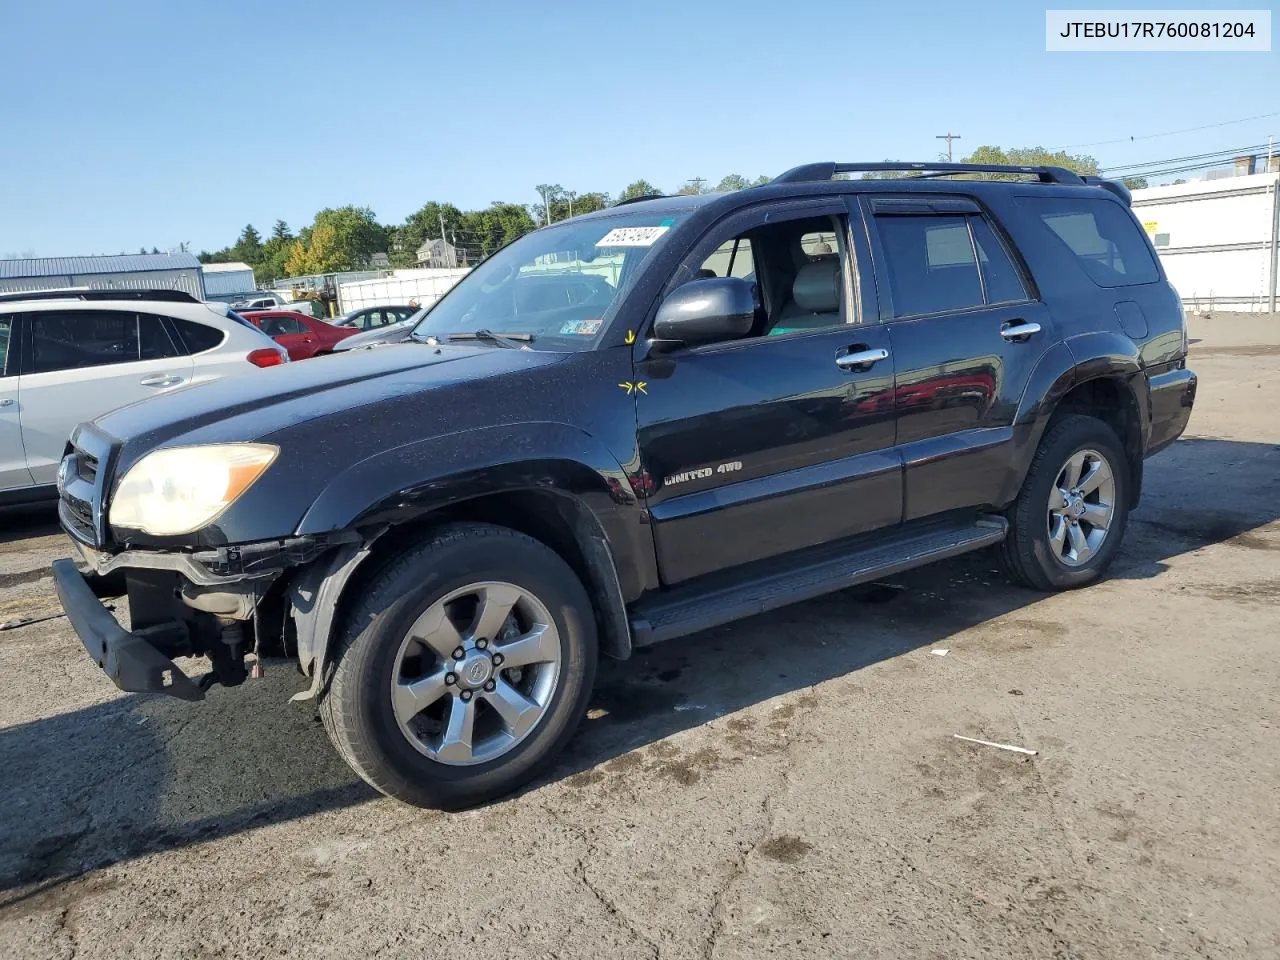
[1000,320,1041,342]
[139,375,184,387]
[0,398,12,407]
[836,347,890,370]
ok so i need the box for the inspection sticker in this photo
[596,225,669,247]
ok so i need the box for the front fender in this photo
[295,420,654,600]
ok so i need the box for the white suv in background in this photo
[0,289,288,503]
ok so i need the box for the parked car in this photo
[331,312,423,352]
[332,305,418,332]
[53,160,1196,810]
[238,310,357,360]
[231,291,289,311]
[0,289,286,504]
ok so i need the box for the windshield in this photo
[410,210,686,348]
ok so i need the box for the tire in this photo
[319,522,598,809]
[1000,414,1131,591]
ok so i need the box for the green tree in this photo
[310,206,385,269]
[232,224,264,266]
[958,145,1101,179]
[391,202,465,267]
[271,220,293,242]
[284,238,312,276]
[1120,176,1149,190]
[715,174,750,192]
[617,179,661,202]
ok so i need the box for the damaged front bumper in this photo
[52,558,205,701]
[54,532,363,702]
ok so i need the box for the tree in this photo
[284,238,311,276]
[1120,176,1149,190]
[271,220,293,242]
[957,145,1101,180]
[310,206,385,269]
[617,179,661,202]
[150,246,160,255]
[232,224,263,266]
[715,174,750,192]
[391,202,465,267]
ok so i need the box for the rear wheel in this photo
[320,523,597,809]
[1000,414,1131,590]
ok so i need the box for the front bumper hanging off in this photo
[51,559,205,702]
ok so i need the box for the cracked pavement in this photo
[2,315,1279,959]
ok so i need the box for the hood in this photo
[93,340,565,457]
[332,320,415,351]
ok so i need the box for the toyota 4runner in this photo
[52,161,1197,808]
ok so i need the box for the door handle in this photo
[1000,320,1041,342]
[0,398,12,407]
[139,375,184,387]
[836,347,890,370]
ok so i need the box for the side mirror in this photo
[652,277,754,347]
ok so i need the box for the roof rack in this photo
[773,162,1086,185]
[0,288,201,305]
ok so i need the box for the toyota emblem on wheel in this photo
[466,659,490,685]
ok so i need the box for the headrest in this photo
[792,258,841,313]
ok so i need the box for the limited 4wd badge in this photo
[663,461,742,486]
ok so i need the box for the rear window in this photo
[1018,196,1159,288]
[171,317,226,353]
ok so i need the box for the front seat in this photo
[769,258,842,335]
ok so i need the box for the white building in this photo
[1132,165,1280,312]
[337,268,471,313]
[0,252,205,298]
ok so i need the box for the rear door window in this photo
[873,212,1032,318]
[1018,196,1159,287]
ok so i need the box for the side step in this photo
[629,516,1007,646]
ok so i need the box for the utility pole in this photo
[568,191,576,218]
[690,177,706,193]
[936,132,962,162]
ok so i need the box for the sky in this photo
[1,0,1276,257]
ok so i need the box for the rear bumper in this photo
[51,559,204,702]
[1146,366,1197,457]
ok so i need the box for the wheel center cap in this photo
[1067,496,1087,519]
[457,652,494,689]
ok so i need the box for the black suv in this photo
[52,161,1197,808]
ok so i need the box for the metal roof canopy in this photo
[0,252,202,280]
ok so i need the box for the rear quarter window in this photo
[170,317,226,353]
[1017,196,1160,288]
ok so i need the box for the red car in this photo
[238,310,357,361]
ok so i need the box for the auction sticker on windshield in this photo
[597,226,669,247]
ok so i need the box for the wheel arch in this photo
[1008,333,1150,509]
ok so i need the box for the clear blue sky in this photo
[2,0,1276,257]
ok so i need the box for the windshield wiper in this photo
[445,329,534,349]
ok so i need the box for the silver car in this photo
[0,289,287,502]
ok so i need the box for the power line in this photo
[1102,141,1274,175]
[1062,112,1279,150]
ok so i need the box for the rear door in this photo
[18,309,195,484]
[0,314,34,491]
[637,199,899,585]
[860,195,1051,520]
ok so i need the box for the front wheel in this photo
[320,523,597,809]
[1000,414,1131,590]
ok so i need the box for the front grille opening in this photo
[77,452,98,483]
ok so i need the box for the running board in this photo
[629,516,1008,646]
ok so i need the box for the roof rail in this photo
[0,288,201,305]
[612,193,669,206]
[773,162,1086,185]
[1081,175,1133,206]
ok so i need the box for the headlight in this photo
[109,444,278,536]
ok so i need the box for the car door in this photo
[0,314,34,492]
[256,312,316,360]
[18,309,195,485]
[860,195,1051,521]
[636,199,899,585]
